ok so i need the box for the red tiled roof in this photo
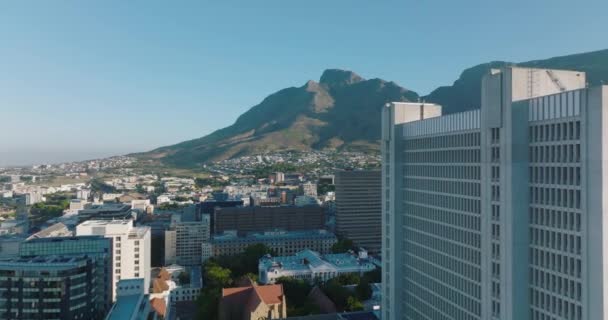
[221,283,284,316]
[253,284,284,305]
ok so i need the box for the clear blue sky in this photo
[1,1,606,165]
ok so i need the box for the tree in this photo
[178,271,190,285]
[362,268,381,283]
[355,279,372,300]
[331,238,354,253]
[275,277,312,303]
[204,262,232,288]
[336,273,360,286]
[346,296,364,311]
[196,287,221,320]
[275,277,318,316]
[135,184,145,193]
[322,279,352,310]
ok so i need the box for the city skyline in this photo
[2,1,607,165]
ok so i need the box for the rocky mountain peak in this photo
[319,69,364,88]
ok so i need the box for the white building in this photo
[258,249,377,285]
[102,193,124,201]
[131,199,152,212]
[77,189,91,200]
[77,219,151,301]
[69,199,88,211]
[382,67,606,320]
[302,182,318,197]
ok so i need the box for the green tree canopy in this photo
[331,238,354,253]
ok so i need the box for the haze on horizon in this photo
[1,1,607,166]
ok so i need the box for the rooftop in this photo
[259,249,376,273]
[213,229,335,242]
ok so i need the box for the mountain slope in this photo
[141,69,419,166]
[424,49,608,113]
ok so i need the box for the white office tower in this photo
[77,219,151,301]
[382,67,608,320]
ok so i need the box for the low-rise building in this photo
[258,249,377,285]
[212,229,337,257]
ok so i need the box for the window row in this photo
[404,190,482,214]
[404,215,481,249]
[403,178,481,197]
[404,149,481,164]
[404,230,482,274]
[529,121,581,143]
[530,165,581,186]
[530,187,581,209]
[529,144,581,163]
[404,165,481,180]
[530,228,582,257]
[529,207,581,232]
[404,132,481,150]
[404,280,481,320]
[406,252,481,300]
[404,203,481,231]
[530,289,582,320]
[404,266,481,318]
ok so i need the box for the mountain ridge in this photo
[136,49,608,167]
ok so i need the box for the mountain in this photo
[139,69,419,166]
[424,49,608,113]
[138,49,608,167]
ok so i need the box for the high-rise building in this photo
[164,214,210,266]
[76,219,151,301]
[382,67,607,320]
[335,170,381,253]
[19,236,113,312]
[0,256,100,320]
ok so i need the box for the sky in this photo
[1,1,606,166]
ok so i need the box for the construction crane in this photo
[546,70,567,92]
